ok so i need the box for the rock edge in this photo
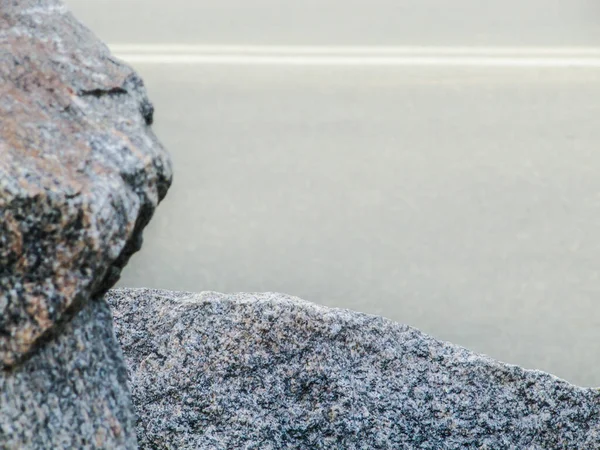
[108,288,600,449]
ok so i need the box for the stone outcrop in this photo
[4,0,599,449]
[108,288,600,449]
[0,0,172,368]
[1,0,172,447]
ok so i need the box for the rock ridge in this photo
[108,288,600,449]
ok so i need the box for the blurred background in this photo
[65,0,600,387]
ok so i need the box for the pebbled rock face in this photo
[108,288,600,450]
[0,298,137,449]
[0,0,172,367]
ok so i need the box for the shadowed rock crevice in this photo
[76,72,156,126]
[79,86,128,98]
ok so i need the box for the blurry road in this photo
[61,0,600,387]
[65,0,600,46]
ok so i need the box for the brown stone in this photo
[0,0,173,367]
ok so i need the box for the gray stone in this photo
[0,0,172,367]
[0,297,137,449]
[107,288,600,449]
[1,0,172,447]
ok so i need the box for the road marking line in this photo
[109,45,600,56]
[107,45,600,67]
[113,55,600,67]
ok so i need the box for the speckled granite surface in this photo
[0,0,172,367]
[0,297,137,449]
[108,288,600,449]
[1,0,172,447]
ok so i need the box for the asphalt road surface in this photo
[66,0,600,46]
[64,0,600,387]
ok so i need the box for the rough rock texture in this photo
[108,288,600,450]
[1,0,171,447]
[0,297,137,449]
[0,0,172,367]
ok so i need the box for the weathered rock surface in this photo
[0,0,172,367]
[0,297,137,449]
[1,0,172,447]
[108,288,600,449]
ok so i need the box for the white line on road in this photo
[108,45,600,67]
[109,45,600,56]
[113,55,600,67]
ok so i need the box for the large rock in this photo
[0,0,172,368]
[108,288,600,449]
[1,0,172,447]
[0,297,137,449]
